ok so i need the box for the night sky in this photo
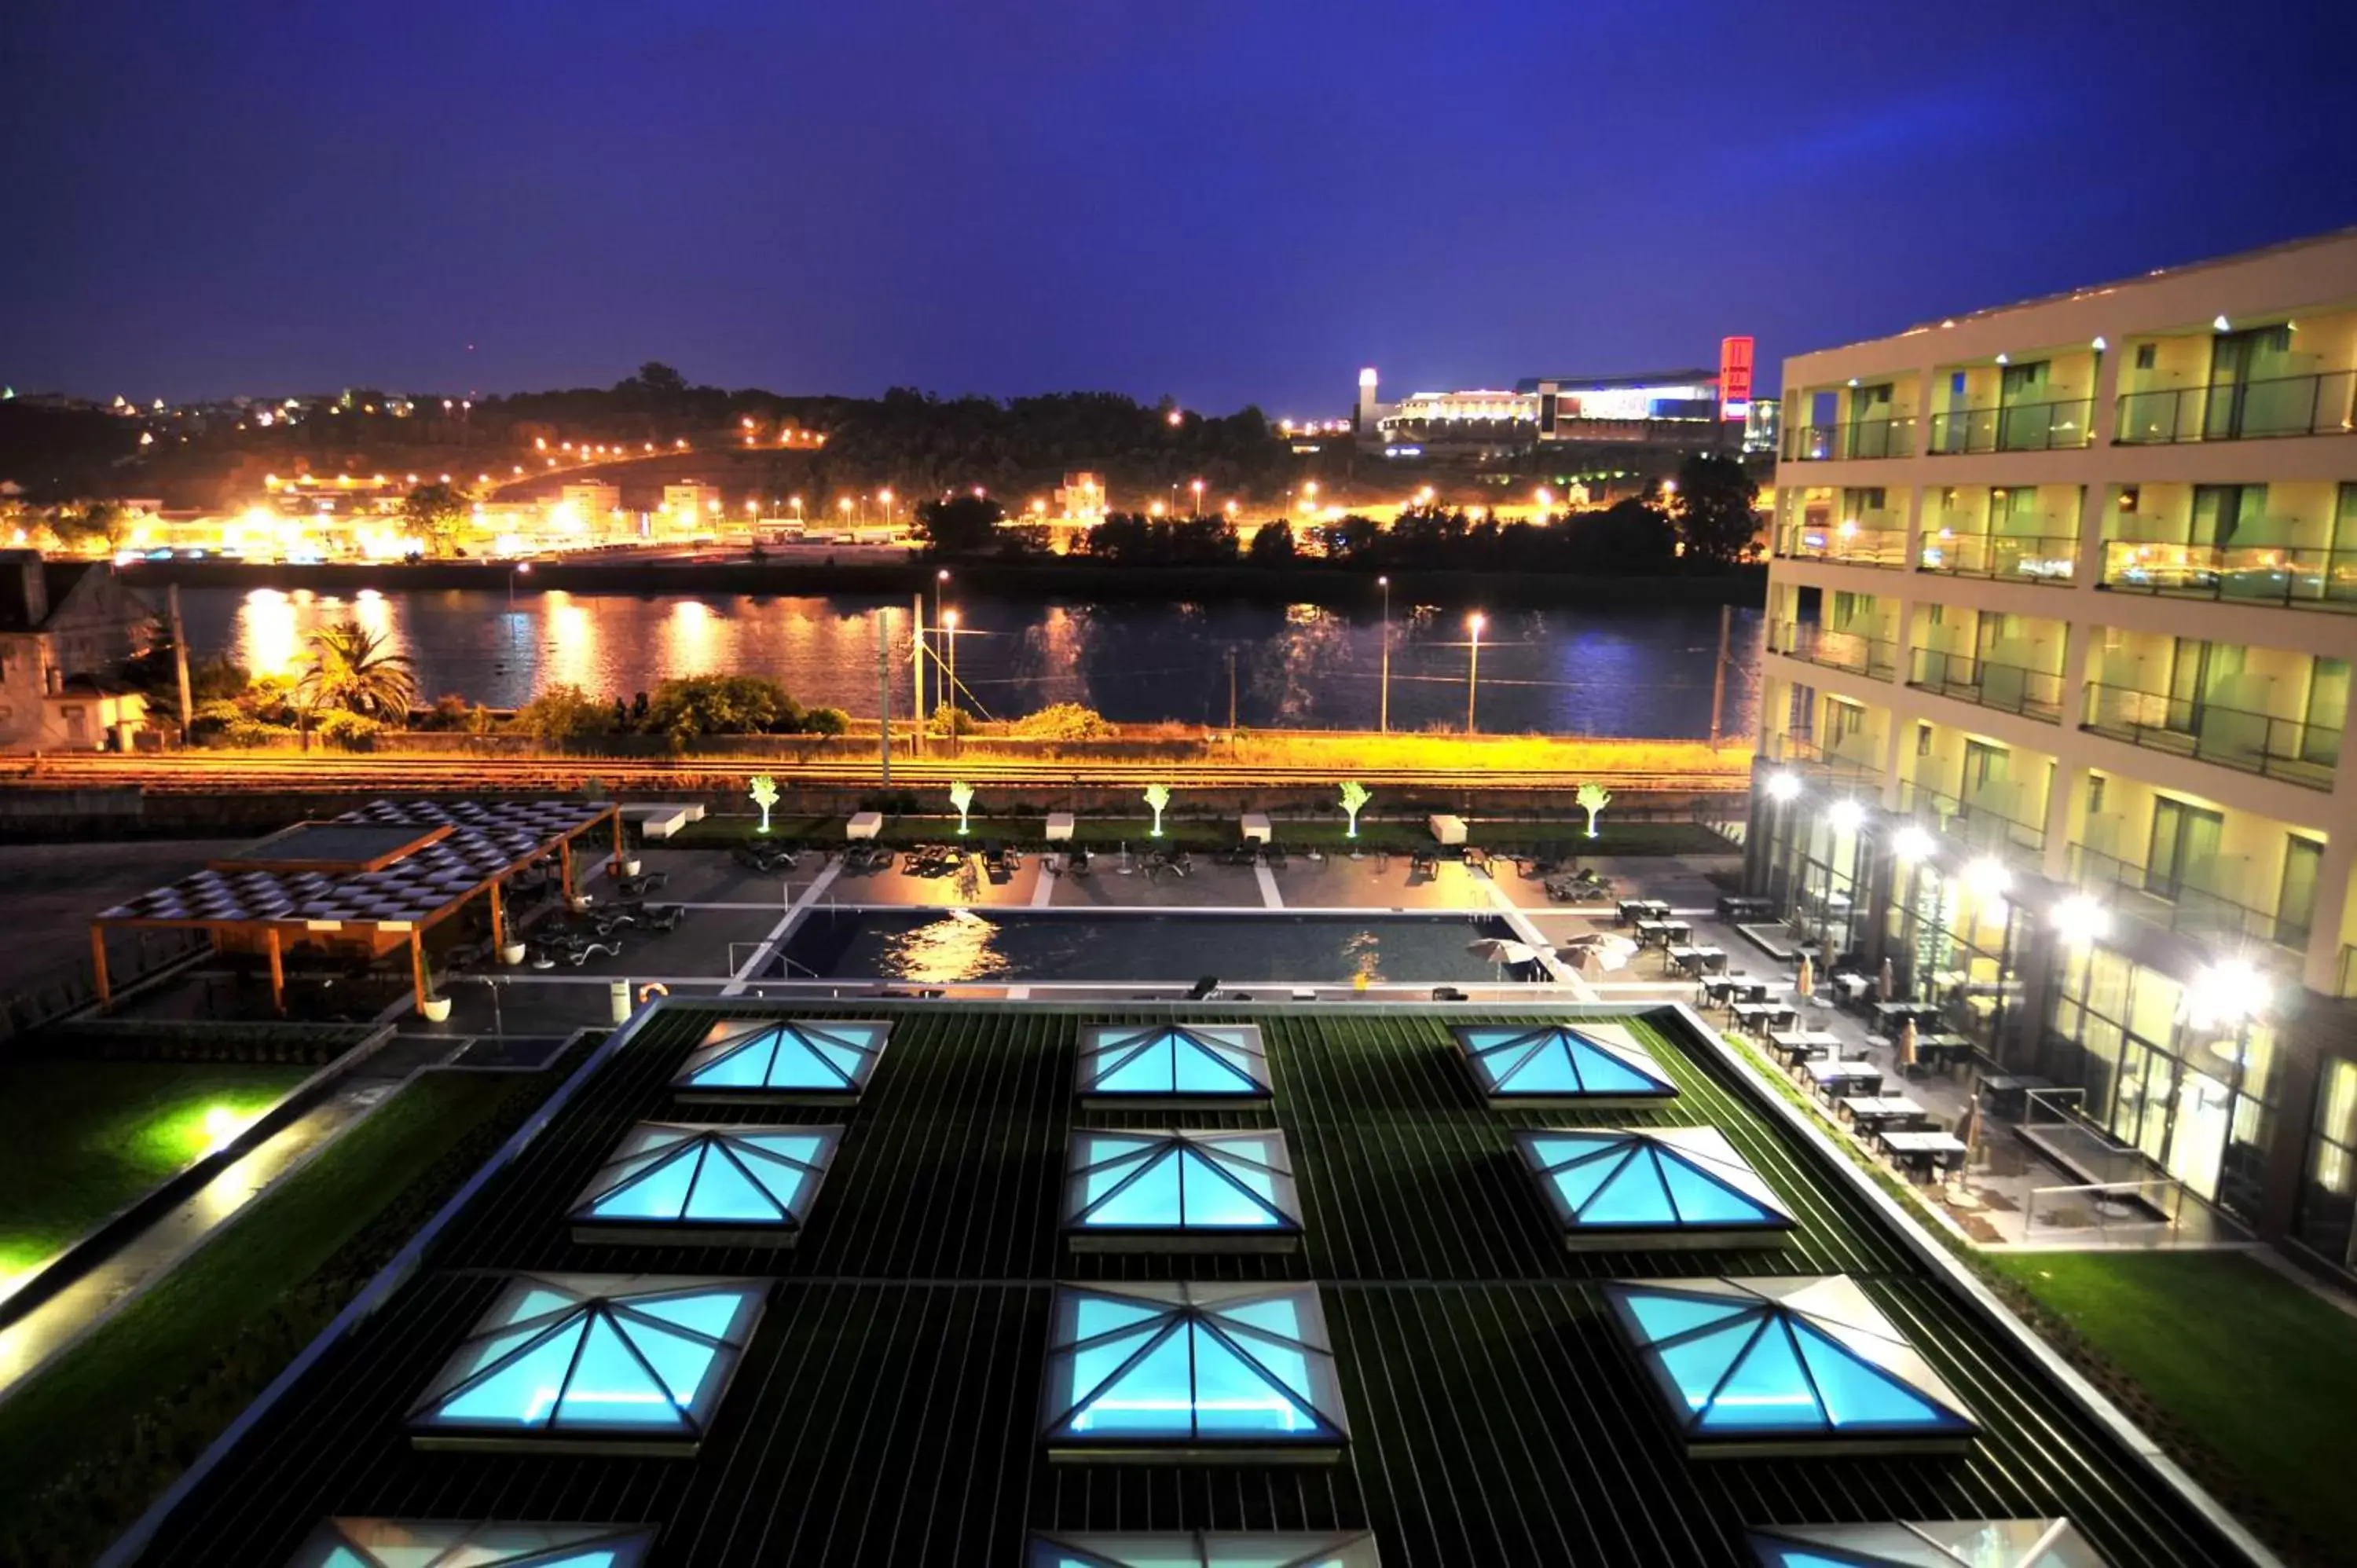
[5,1,2354,412]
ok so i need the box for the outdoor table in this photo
[1873,1000,1943,1028]
[1730,1000,1798,1035]
[1617,897,1669,926]
[1634,918,1691,948]
[1840,1095,1928,1136]
[1717,894,1776,921]
[1668,944,1725,978]
[1765,1028,1838,1068]
[1803,1057,1883,1100]
[1878,1129,1969,1181]
[1976,1072,2055,1119]
[1915,1032,1978,1072]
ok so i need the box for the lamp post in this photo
[942,608,960,756]
[1377,574,1391,734]
[932,568,951,722]
[1189,478,1204,519]
[1465,611,1485,735]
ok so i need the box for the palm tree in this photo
[299,621,416,720]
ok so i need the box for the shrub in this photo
[927,703,977,737]
[644,674,801,740]
[510,683,610,747]
[222,719,299,749]
[797,705,850,736]
[314,711,383,751]
[1010,702,1113,741]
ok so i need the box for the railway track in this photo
[0,753,1748,795]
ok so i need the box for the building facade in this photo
[0,551,155,751]
[1747,229,2357,1277]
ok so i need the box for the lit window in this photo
[569,1123,842,1246]
[408,1275,764,1453]
[288,1519,657,1568]
[673,1017,891,1103]
[1750,1518,2102,1567]
[1076,1024,1273,1106]
[1452,1023,1677,1106]
[1025,1530,1381,1568]
[1040,1283,1347,1458]
[1603,1276,1978,1454]
[1513,1127,1794,1246]
[1063,1129,1302,1251]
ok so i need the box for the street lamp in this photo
[932,568,951,720]
[942,609,960,755]
[1376,574,1391,733]
[1465,611,1485,734]
[1190,478,1204,518]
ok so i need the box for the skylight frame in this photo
[1450,1021,1679,1108]
[288,1519,660,1568]
[1075,1023,1274,1108]
[566,1122,845,1247]
[406,1273,766,1457]
[670,1017,893,1105]
[1039,1281,1350,1462]
[1601,1275,1980,1458]
[1024,1530,1384,1568]
[1061,1128,1304,1254]
[1747,1517,2104,1567]
[1511,1126,1797,1250]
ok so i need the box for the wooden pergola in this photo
[90,800,625,1017]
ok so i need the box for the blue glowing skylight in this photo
[568,1123,841,1244]
[1063,1130,1302,1250]
[1076,1024,1273,1105]
[1749,1518,2104,1567]
[672,1017,890,1101]
[1025,1530,1383,1568]
[408,1274,764,1451]
[1513,1126,1794,1244]
[1451,1022,1677,1105]
[288,1519,658,1568]
[1040,1283,1348,1457]
[1604,1276,1978,1453]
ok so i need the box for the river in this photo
[177,586,1763,738]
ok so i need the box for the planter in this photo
[499,942,526,965]
[420,995,453,1023]
[618,858,642,877]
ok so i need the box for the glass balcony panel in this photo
[2100,540,2357,613]
[2080,683,2339,790]
[1918,531,2078,583]
[2113,371,2357,445]
[2068,842,2304,962]
[1929,398,2092,455]
[1906,649,2063,721]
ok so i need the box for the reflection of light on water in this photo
[878,913,1006,982]
[544,590,593,692]
[664,599,717,675]
[238,586,301,677]
[1343,929,1383,986]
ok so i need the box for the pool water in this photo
[779,910,1523,985]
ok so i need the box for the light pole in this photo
[932,568,951,722]
[878,488,895,529]
[942,608,960,755]
[1377,575,1391,734]
[1189,478,1205,518]
[1465,611,1485,735]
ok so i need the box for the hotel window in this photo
[1826,700,1865,751]
[2297,1060,2357,1267]
[2278,835,2325,947]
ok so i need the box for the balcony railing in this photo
[1918,530,2080,584]
[1900,778,2047,860]
[1773,522,1909,568]
[1927,397,2095,456]
[2067,841,2304,957]
[2080,681,2340,790]
[1767,733,1885,789]
[1907,647,2065,722]
[2098,539,2357,614]
[1783,416,1917,462]
[1772,622,1898,680]
[2114,370,2357,445]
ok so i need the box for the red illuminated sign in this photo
[1718,336,1754,418]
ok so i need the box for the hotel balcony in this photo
[2099,539,2357,614]
[1783,416,1917,463]
[2067,841,2307,967]
[1899,776,2048,865]
[1918,529,2080,584]
[1908,647,2066,723]
[2115,369,2357,445]
[1771,621,1899,680]
[1764,731,1885,791]
[2081,682,2341,791]
[1926,397,2095,456]
[1772,520,1910,569]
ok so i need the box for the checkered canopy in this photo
[95,800,612,929]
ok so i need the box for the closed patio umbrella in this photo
[1794,954,1815,1002]
[1877,955,1896,1002]
[1897,1017,1919,1075]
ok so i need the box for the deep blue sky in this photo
[5,1,2354,415]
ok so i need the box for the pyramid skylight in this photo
[1513,1127,1794,1247]
[1602,1276,1978,1456]
[1040,1282,1348,1460]
[1451,1022,1677,1105]
[288,1519,658,1568]
[672,1017,891,1102]
[408,1274,764,1454]
[1025,1530,1382,1568]
[1749,1518,2105,1567]
[568,1123,842,1246]
[1063,1130,1303,1252]
[1076,1024,1273,1107]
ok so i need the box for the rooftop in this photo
[126,1000,2260,1565]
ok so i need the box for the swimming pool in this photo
[778,909,1524,985]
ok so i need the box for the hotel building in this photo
[1748,229,2357,1277]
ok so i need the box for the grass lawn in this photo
[1986,1249,2357,1551]
[0,1069,532,1563]
[0,1062,311,1280]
